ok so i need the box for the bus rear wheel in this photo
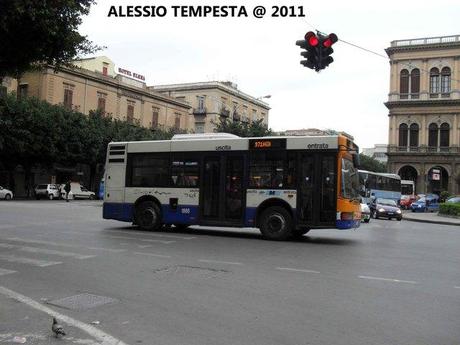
[135,201,162,231]
[259,206,293,241]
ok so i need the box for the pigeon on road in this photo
[52,317,66,337]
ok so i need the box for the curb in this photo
[403,216,460,226]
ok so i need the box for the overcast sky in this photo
[80,0,460,148]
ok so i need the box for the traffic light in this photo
[317,33,338,70]
[296,32,338,71]
[296,31,319,70]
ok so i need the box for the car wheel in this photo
[135,201,162,231]
[5,194,11,200]
[364,219,370,223]
[259,206,293,241]
[89,194,95,200]
[397,217,402,221]
[48,193,54,200]
[372,211,378,219]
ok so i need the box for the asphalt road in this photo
[0,200,459,345]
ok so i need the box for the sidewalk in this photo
[403,210,460,226]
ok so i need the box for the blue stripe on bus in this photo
[103,202,134,222]
[161,205,198,224]
[245,207,257,227]
[336,219,360,229]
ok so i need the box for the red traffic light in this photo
[322,33,338,48]
[305,31,319,47]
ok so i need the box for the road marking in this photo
[103,229,196,240]
[276,267,320,274]
[0,243,95,260]
[0,268,17,276]
[5,237,126,253]
[454,286,460,289]
[0,254,62,267]
[108,235,175,244]
[134,252,171,258]
[358,275,417,284]
[198,259,243,265]
[0,286,129,345]
[138,245,152,249]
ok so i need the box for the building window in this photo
[409,123,419,148]
[428,123,438,148]
[97,92,106,114]
[18,84,28,99]
[174,113,181,129]
[127,101,135,123]
[195,123,205,133]
[252,109,257,122]
[398,123,408,147]
[440,122,450,147]
[152,107,159,128]
[63,89,73,110]
[410,69,420,98]
[102,62,109,76]
[400,69,409,99]
[197,96,205,110]
[430,68,440,97]
[441,67,451,97]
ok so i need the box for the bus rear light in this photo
[340,212,354,220]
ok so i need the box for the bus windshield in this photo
[341,158,360,199]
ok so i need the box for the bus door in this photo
[200,154,245,225]
[297,153,336,227]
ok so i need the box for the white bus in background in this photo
[401,180,415,196]
[102,133,361,240]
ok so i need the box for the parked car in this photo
[410,194,440,212]
[60,182,96,200]
[446,196,460,204]
[0,186,13,200]
[370,198,402,220]
[34,184,61,200]
[360,203,371,223]
[400,195,417,209]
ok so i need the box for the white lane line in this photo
[0,268,17,276]
[108,235,175,244]
[6,237,126,253]
[0,286,129,345]
[134,252,171,258]
[358,275,418,284]
[106,230,196,240]
[138,245,152,249]
[0,254,62,267]
[276,267,320,274]
[454,286,460,289]
[0,243,95,260]
[198,259,243,266]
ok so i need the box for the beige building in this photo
[385,35,460,194]
[17,56,190,130]
[151,81,270,133]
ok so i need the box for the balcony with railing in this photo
[193,107,207,116]
[388,145,460,154]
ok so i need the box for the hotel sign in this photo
[117,67,146,81]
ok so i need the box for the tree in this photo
[213,118,273,137]
[358,153,387,173]
[0,0,101,79]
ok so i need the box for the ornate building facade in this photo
[385,35,460,194]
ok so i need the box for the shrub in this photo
[439,203,460,217]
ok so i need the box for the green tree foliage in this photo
[358,153,387,173]
[0,95,181,191]
[0,0,101,78]
[213,118,274,137]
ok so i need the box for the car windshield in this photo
[447,197,460,203]
[377,198,397,206]
[418,197,426,203]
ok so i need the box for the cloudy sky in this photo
[80,0,460,148]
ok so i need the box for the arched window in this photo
[430,68,440,96]
[440,122,450,148]
[428,123,438,148]
[410,69,420,98]
[441,67,451,96]
[399,123,408,147]
[409,123,419,148]
[400,69,409,99]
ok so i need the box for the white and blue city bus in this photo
[358,170,402,204]
[103,133,361,240]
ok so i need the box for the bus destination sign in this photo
[249,138,286,150]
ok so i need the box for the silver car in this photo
[34,184,61,200]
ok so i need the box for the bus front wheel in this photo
[259,206,293,241]
[135,201,162,231]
